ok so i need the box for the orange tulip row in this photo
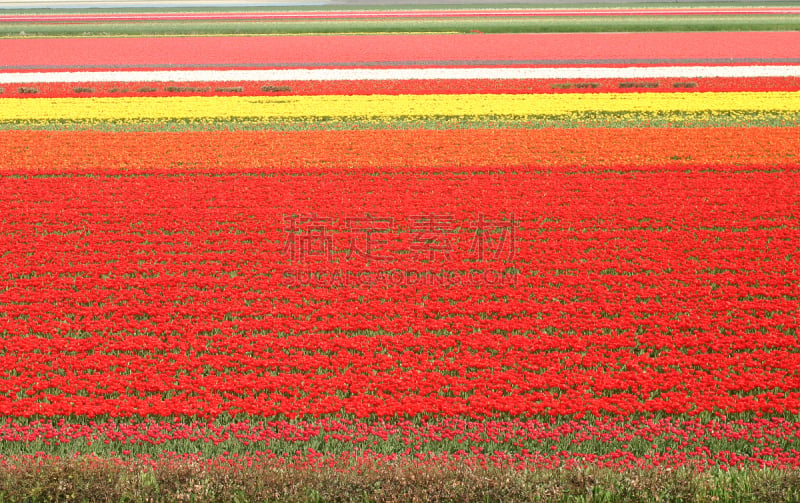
[1,127,798,174]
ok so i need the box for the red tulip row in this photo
[1,415,799,471]
[1,159,798,419]
[3,77,799,99]
[3,32,798,69]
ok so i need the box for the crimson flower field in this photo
[0,22,799,480]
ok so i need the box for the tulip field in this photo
[0,8,800,501]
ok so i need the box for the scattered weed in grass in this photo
[165,86,211,93]
[215,86,244,93]
[261,85,292,92]
[619,81,660,88]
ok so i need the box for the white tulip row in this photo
[1,65,800,84]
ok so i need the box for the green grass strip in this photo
[3,14,800,37]
[2,1,800,14]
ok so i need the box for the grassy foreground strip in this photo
[2,92,799,122]
[0,459,798,503]
[3,15,800,37]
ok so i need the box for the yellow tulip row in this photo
[1,92,799,121]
